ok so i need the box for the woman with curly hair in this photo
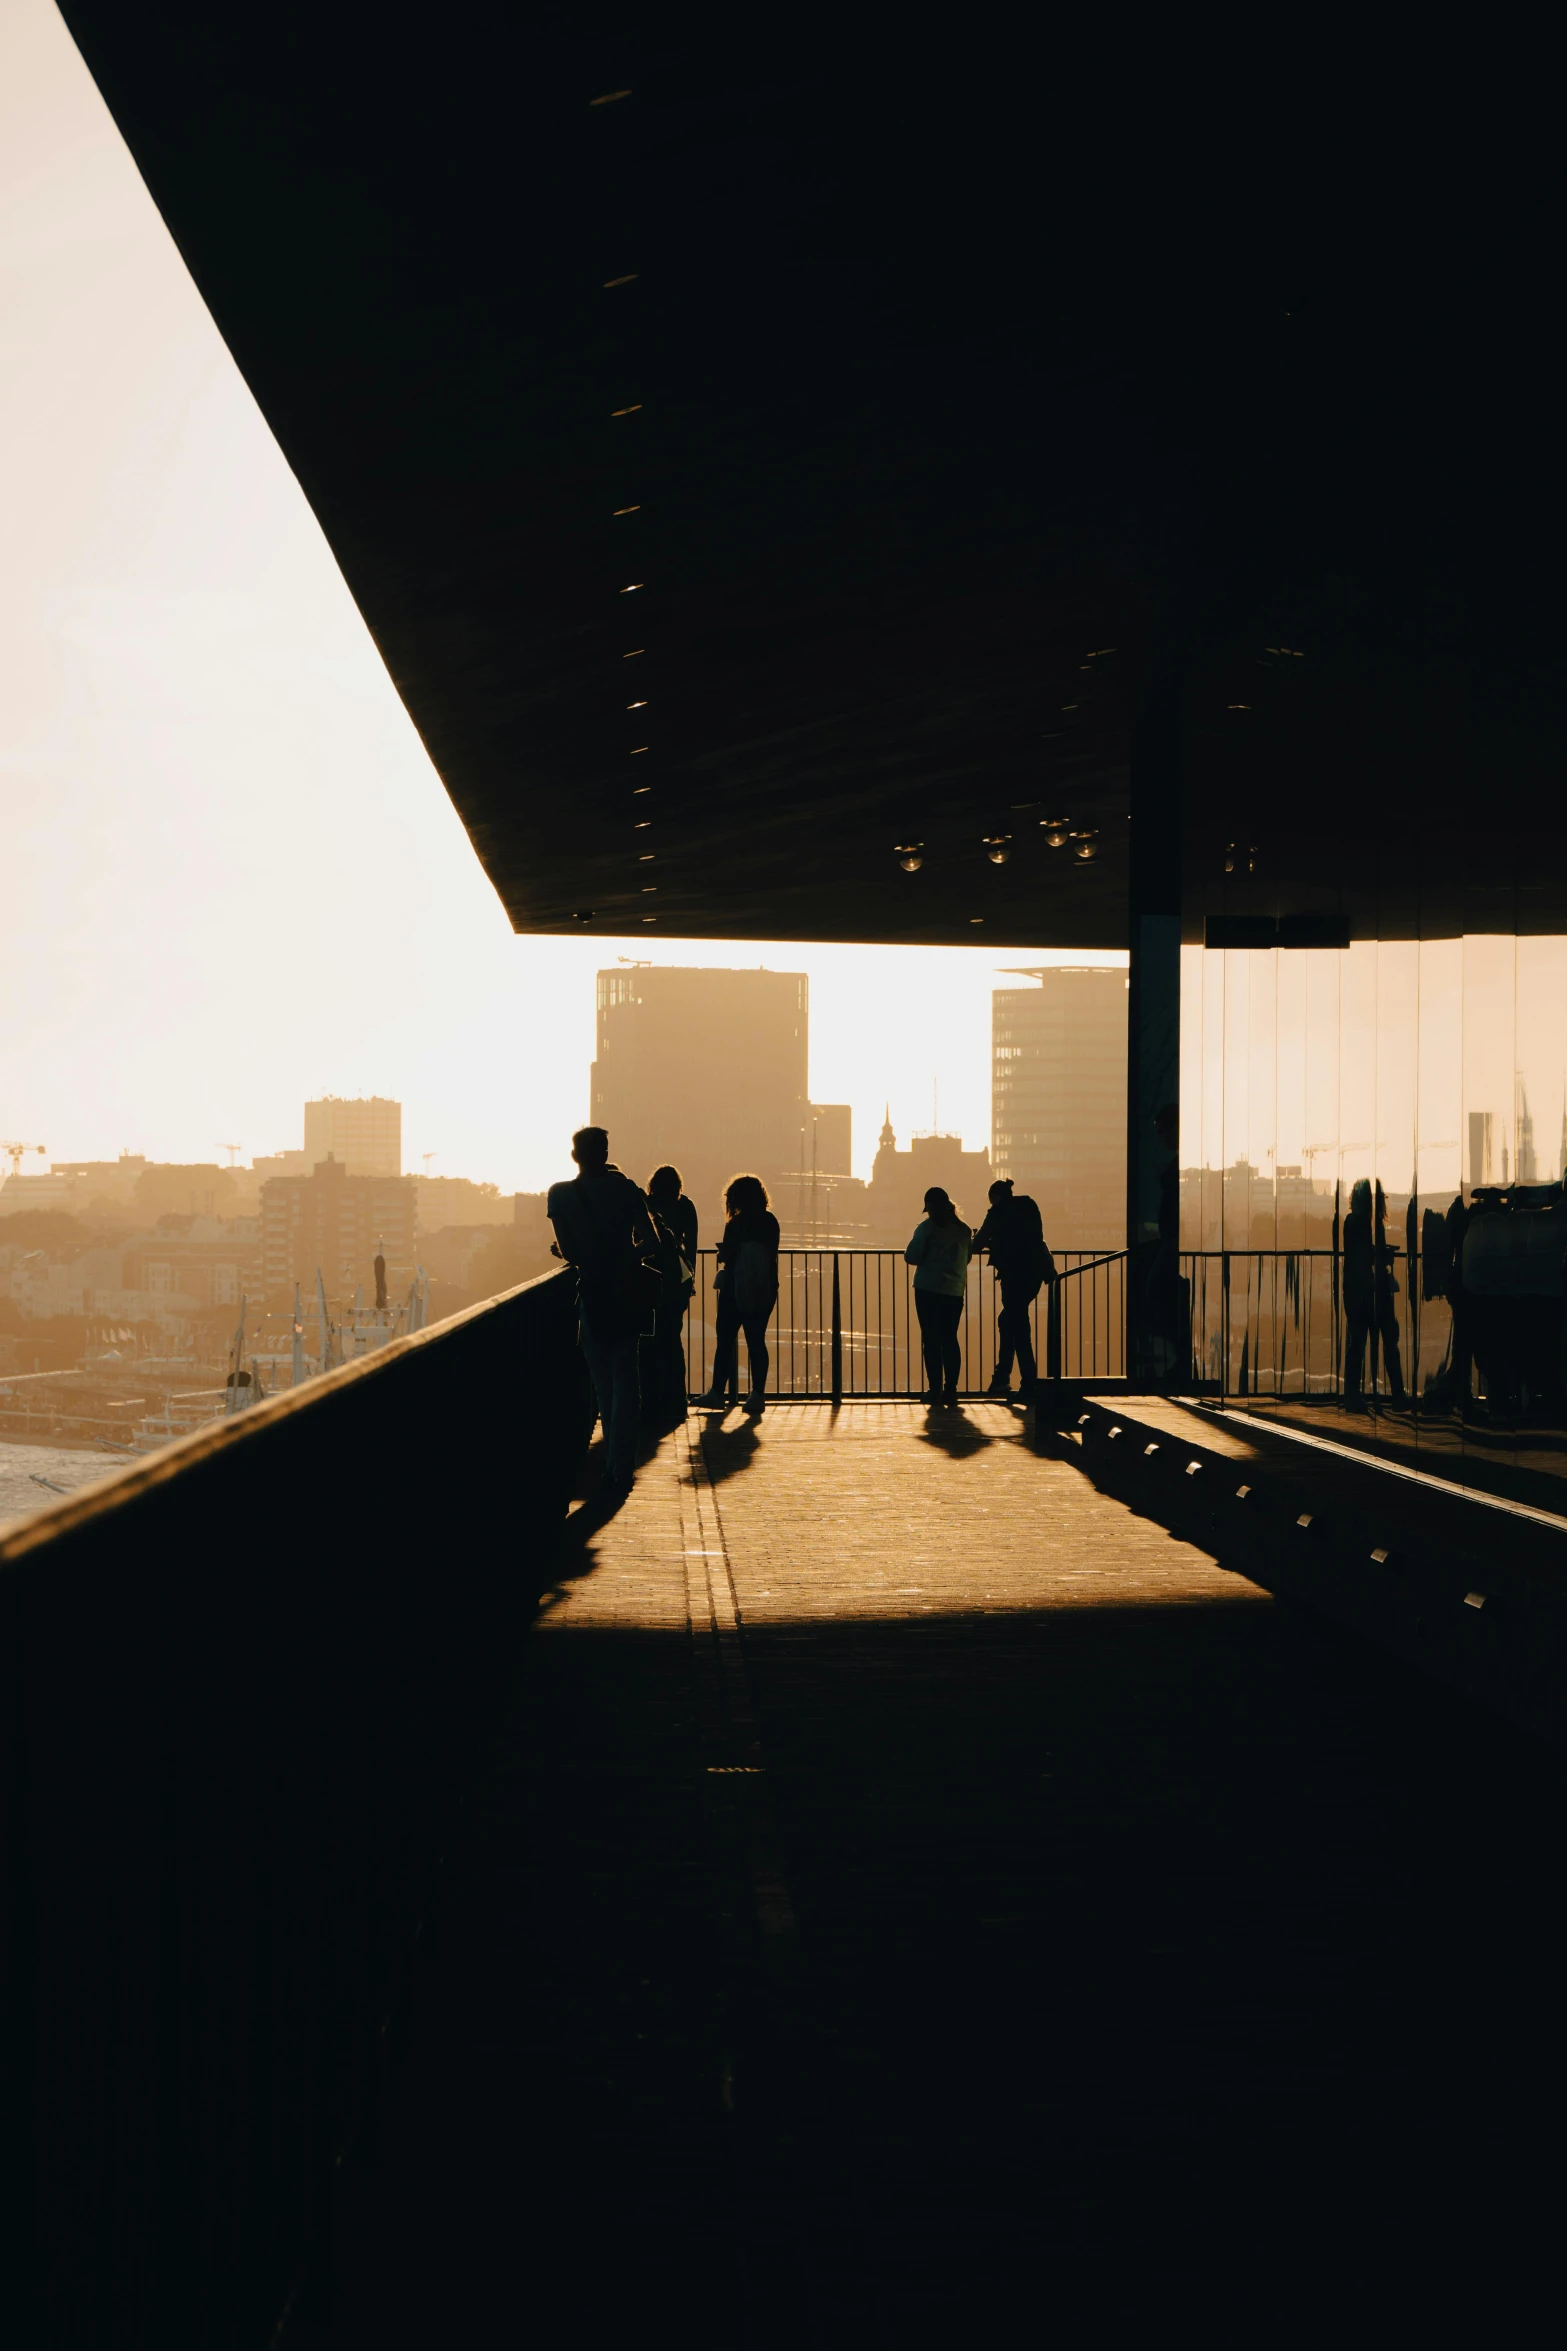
[704,1172,780,1417]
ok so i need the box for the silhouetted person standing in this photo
[906,1185,972,1404]
[547,1125,656,1493]
[645,1163,698,1426]
[1430,1189,1476,1411]
[1372,1179,1408,1405]
[706,1173,779,1416]
[1342,1179,1373,1406]
[373,1245,387,1312]
[975,1177,1050,1398]
[1344,1177,1408,1409]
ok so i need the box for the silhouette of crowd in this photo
[549,1126,1055,1496]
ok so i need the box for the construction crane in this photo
[220,1142,244,1167]
[1,1141,47,1178]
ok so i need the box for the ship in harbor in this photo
[0,1266,431,1459]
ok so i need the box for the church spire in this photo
[879,1102,896,1151]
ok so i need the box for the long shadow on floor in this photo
[914,1403,998,1457]
[299,1553,1567,2346]
[694,1413,762,1487]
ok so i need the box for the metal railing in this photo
[671,1239,1516,1410]
[681,1247,1126,1398]
[1180,1246,1463,1404]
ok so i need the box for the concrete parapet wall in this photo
[0,1268,593,2345]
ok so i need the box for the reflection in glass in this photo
[1178,934,1567,1514]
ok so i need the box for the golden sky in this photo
[0,2,1122,1193]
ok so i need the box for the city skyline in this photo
[0,6,1122,1203]
[3,936,1122,1198]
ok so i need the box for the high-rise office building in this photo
[992,968,1128,1250]
[302,1096,402,1178]
[260,1155,416,1299]
[590,967,808,1222]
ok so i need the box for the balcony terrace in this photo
[8,1271,1567,2340]
[17,5,1567,2337]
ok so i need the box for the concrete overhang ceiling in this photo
[59,10,1567,944]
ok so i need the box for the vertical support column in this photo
[830,1252,843,1404]
[1127,679,1185,1385]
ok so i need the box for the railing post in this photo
[1046,1276,1062,1381]
[830,1251,843,1403]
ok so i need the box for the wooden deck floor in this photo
[309,1403,1567,2346]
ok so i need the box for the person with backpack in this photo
[974,1176,1053,1399]
[905,1186,973,1404]
[645,1164,698,1425]
[546,1125,659,1494]
[704,1173,779,1416]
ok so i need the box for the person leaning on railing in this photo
[905,1186,972,1406]
[974,1176,1053,1401]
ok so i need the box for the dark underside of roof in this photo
[59,7,1567,945]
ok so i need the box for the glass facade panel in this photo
[1514,937,1567,1185]
[1179,933,1567,1515]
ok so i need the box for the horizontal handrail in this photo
[1182,1246,1404,1259]
[681,1246,1127,1398]
[1173,1242,1559,1415]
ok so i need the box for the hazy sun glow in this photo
[0,2,1122,1193]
